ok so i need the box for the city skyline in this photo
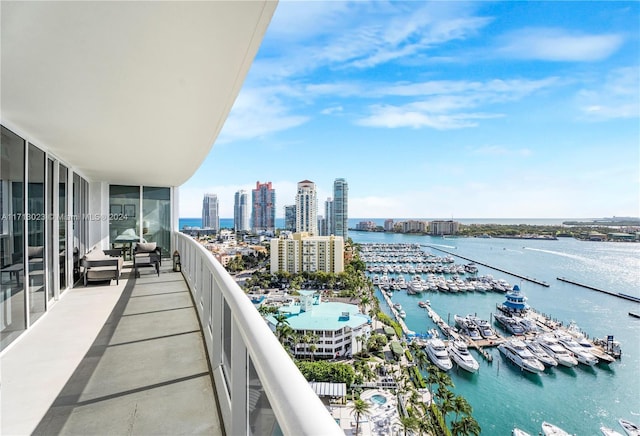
[180,1,639,219]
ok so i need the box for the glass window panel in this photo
[248,357,280,436]
[222,299,231,391]
[1,126,26,350]
[27,144,46,324]
[59,165,67,290]
[47,158,55,301]
[109,185,140,260]
[142,186,170,257]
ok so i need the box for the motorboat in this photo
[454,315,483,341]
[498,339,545,373]
[425,338,453,371]
[555,334,598,366]
[469,315,499,340]
[524,339,558,367]
[536,335,578,367]
[601,426,624,436]
[513,429,532,436]
[541,421,571,435]
[494,312,525,335]
[407,275,424,294]
[398,309,407,318]
[513,316,539,333]
[619,419,640,436]
[393,303,402,310]
[447,339,480,373]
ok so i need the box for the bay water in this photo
[351,230,639,435]
[180,216,639,434]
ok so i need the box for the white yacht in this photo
[447,340,480,373]
[524,339,558,367]
[513,429,532,436]
[396,276,407,289]
[555,334,598,366]
[426,338,453,371]
[619,418,640,436]
[601,426,624,436]
[494,312,525,335]
[536,335,578,367]
[407,275,424,294]
[469,316,499,340]
[541,421,571,436]
[498,339,545,373]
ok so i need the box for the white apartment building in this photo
[295,180,318,236]
[266,291,371,359]
[270,232,344,274]
[430,220,460,235]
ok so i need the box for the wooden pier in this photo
[557,277,640,303]
[425,245,550,287]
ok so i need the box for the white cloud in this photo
[217,88,309,142]
[321,105,344,115]
[497,28,624,62]
[576,66,640,120]
[357,105,501,129]
[355,77,559,130]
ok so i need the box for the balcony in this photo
[1,232,341,435]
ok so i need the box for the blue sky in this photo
[180,1,639,219]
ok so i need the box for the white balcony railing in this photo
[174,232,342,436]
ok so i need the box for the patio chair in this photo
[133,242,161,278]
[82,248,123,286]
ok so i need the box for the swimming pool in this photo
[370,394,387,405]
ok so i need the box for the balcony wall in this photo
[174,232,342,436]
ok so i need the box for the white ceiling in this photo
[1,1,276,186]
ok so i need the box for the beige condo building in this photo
[270,232,344,274]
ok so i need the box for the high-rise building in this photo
[429,220,460,235]
[202,194,219,231]
[252,181,276,233]
[270,232,344,274]
[332,178,348,240]
[284,204,296,231]
[323,197,333,236]
[295,180,317,236]
[234,190,250,232]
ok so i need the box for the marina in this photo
[425,244,551,287]
[354,233,639,435]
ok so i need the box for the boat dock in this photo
[422,304,498,362]
[424,245,550,287]
[378,287,414,337]
[557,277,640,303]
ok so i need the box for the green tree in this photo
[399,415,420,436]
[350,398,371,436]
[451,416,481,436]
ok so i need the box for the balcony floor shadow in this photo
[6,265,222,436]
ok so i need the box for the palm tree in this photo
[452,395,472,422]
[399,415,420,436]
[438,389,456,421]
[349,398,371,436]
[451,415,481,436]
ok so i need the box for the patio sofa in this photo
[81,248,123,286]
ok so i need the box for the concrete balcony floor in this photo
[1,264,221,435]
